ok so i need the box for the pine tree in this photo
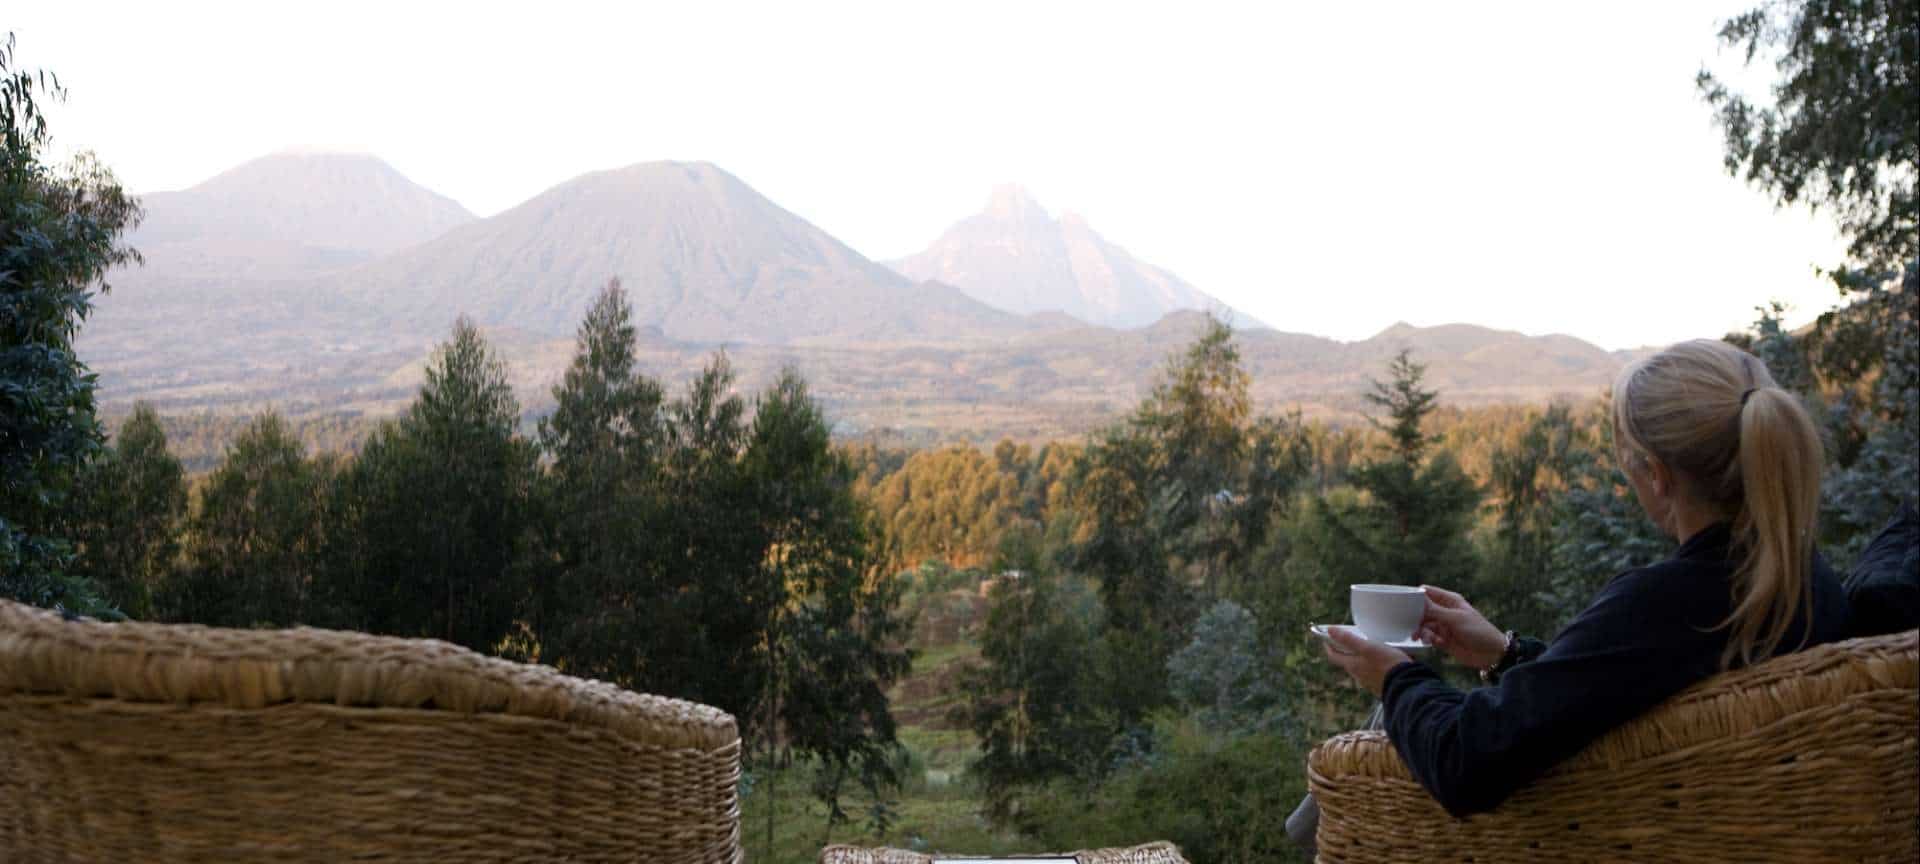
[1312,350,1480,599]
[322,318,536,649]
[536,280,667,682]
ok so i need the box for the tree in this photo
[170,413,326,626]
[1700,0,1919,558]
[321,318,536,649]
[1166,599,1280,730]
[68,405,186,617]
[0,33,141,614]
[1318,350,1481,595]
[960,560,1109,821]
[746,369,910,841]
[1366,350,1439,464]
[1478,403,1584,637]
[535,280,667,682]
[1698,0,1917,273]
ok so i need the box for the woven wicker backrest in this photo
[0,600,742,863]
[1308,630,1919,863]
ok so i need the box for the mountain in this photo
[78,153,1626,438]
[328,161,1038,344]
[126,151,476,279]
[889,185,1259,329]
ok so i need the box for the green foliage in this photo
[1017,718,1311,864]
[749,368,912,835]
[533,279,667,681]
[1698,0,1917,272]
[1305,350,1481,600]
[1543,405,1669,622]
[1366,350,1439,463]
[959,564,1110,819]
[1165,599,1280,730]
[67,405,186,617]
[317,318,537,647]
[1063,317,1311,726]
[1475,403,1587,637]
[1702,0,1919,565]
[164,413,329,626]
[0,34,141,615]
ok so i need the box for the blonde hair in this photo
[1610,339,1823,669]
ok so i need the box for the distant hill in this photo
[126,151,475,279]
[889,184,1260,329]
[329,161,1042,344]
[79,152,1629,440]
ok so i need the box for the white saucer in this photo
[1310,623,1430,653]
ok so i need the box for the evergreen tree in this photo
[322,319,536,649]
[171,413,326,626]
[536,280,667,682]
[69,405,186,617]
[1317,350,1481,594]
[746,369,910,839]
[0,34,141,614]
[646,354,763,714]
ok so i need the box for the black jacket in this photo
[1380,522,1853,817]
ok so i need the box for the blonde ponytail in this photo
[1611,340,1824,669]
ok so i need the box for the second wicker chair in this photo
[1307,630,1919,864]
[0,599,743,863]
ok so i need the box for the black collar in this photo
[1676,521,1734,560]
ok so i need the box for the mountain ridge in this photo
[126,151,476,279]
[82,151,1635,443]
[326,160,1043,344]
[890,185,1261,329]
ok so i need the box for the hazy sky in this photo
[14,1,1847,350]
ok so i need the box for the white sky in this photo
[13,1,1848,350]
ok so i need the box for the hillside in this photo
[126,151,475,279]
[890,185,1259,329]
[327,161,1042,344]
[79,153,1630,439]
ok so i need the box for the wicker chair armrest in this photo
[1304,631,1920,864]
[0,599,737,753]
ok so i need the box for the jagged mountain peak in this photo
[890,187,1261,330]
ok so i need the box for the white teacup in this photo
[1351,584,1426,643]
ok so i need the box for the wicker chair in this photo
[820,841,1189,863]
[0,599,743,863]
[1308,630,1918,863]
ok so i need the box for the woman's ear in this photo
[1646,455,1671,498]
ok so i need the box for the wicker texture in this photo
[819,842,1188,863]
[0,599,743,863]
[1308,630,1919,863]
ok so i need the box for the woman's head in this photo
[1610,339,1824,667]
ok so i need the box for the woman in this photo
[1321,338,1853,817]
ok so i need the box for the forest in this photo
[3,1,1915,861]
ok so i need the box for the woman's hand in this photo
[1322,626,1413,697]
[1416,585,1508,670]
